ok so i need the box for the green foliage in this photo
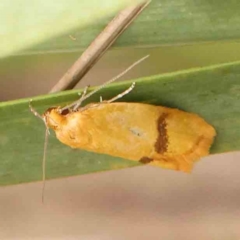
[1,0,240,185]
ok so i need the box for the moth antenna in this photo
[29,100,50,133]
[29,99,50,202]
[29,99,42,120]
[62,55,149,111]
[42,125,49,203]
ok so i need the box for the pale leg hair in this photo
[106,82,135,103]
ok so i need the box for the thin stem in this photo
[49,1,151,93]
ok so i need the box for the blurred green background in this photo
[1,0,240,239]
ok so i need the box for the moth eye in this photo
[61,108,70,115]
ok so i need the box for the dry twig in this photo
[49,1,151,93]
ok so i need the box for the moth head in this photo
[43,107,69,130]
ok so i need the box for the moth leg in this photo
[81,82,135,111]
[106,82,135,103]
[61,86,89,112]
[29,99,42,119]
[72,85,89,111]
[79,83,135,112]
[60,56,148,112]
[77,86,88,98]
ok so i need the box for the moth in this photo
[30,56,216,200]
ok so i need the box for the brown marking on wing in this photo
[155,113,168,154]
[139,157,153,164]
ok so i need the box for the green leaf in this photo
[1,61,240,186]
[14,0,240,55]
[0,0,142,58]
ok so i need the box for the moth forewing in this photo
[30,55,216,201]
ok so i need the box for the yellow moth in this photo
[30,56,216,200]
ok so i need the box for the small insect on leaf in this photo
[30,55,216,201]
